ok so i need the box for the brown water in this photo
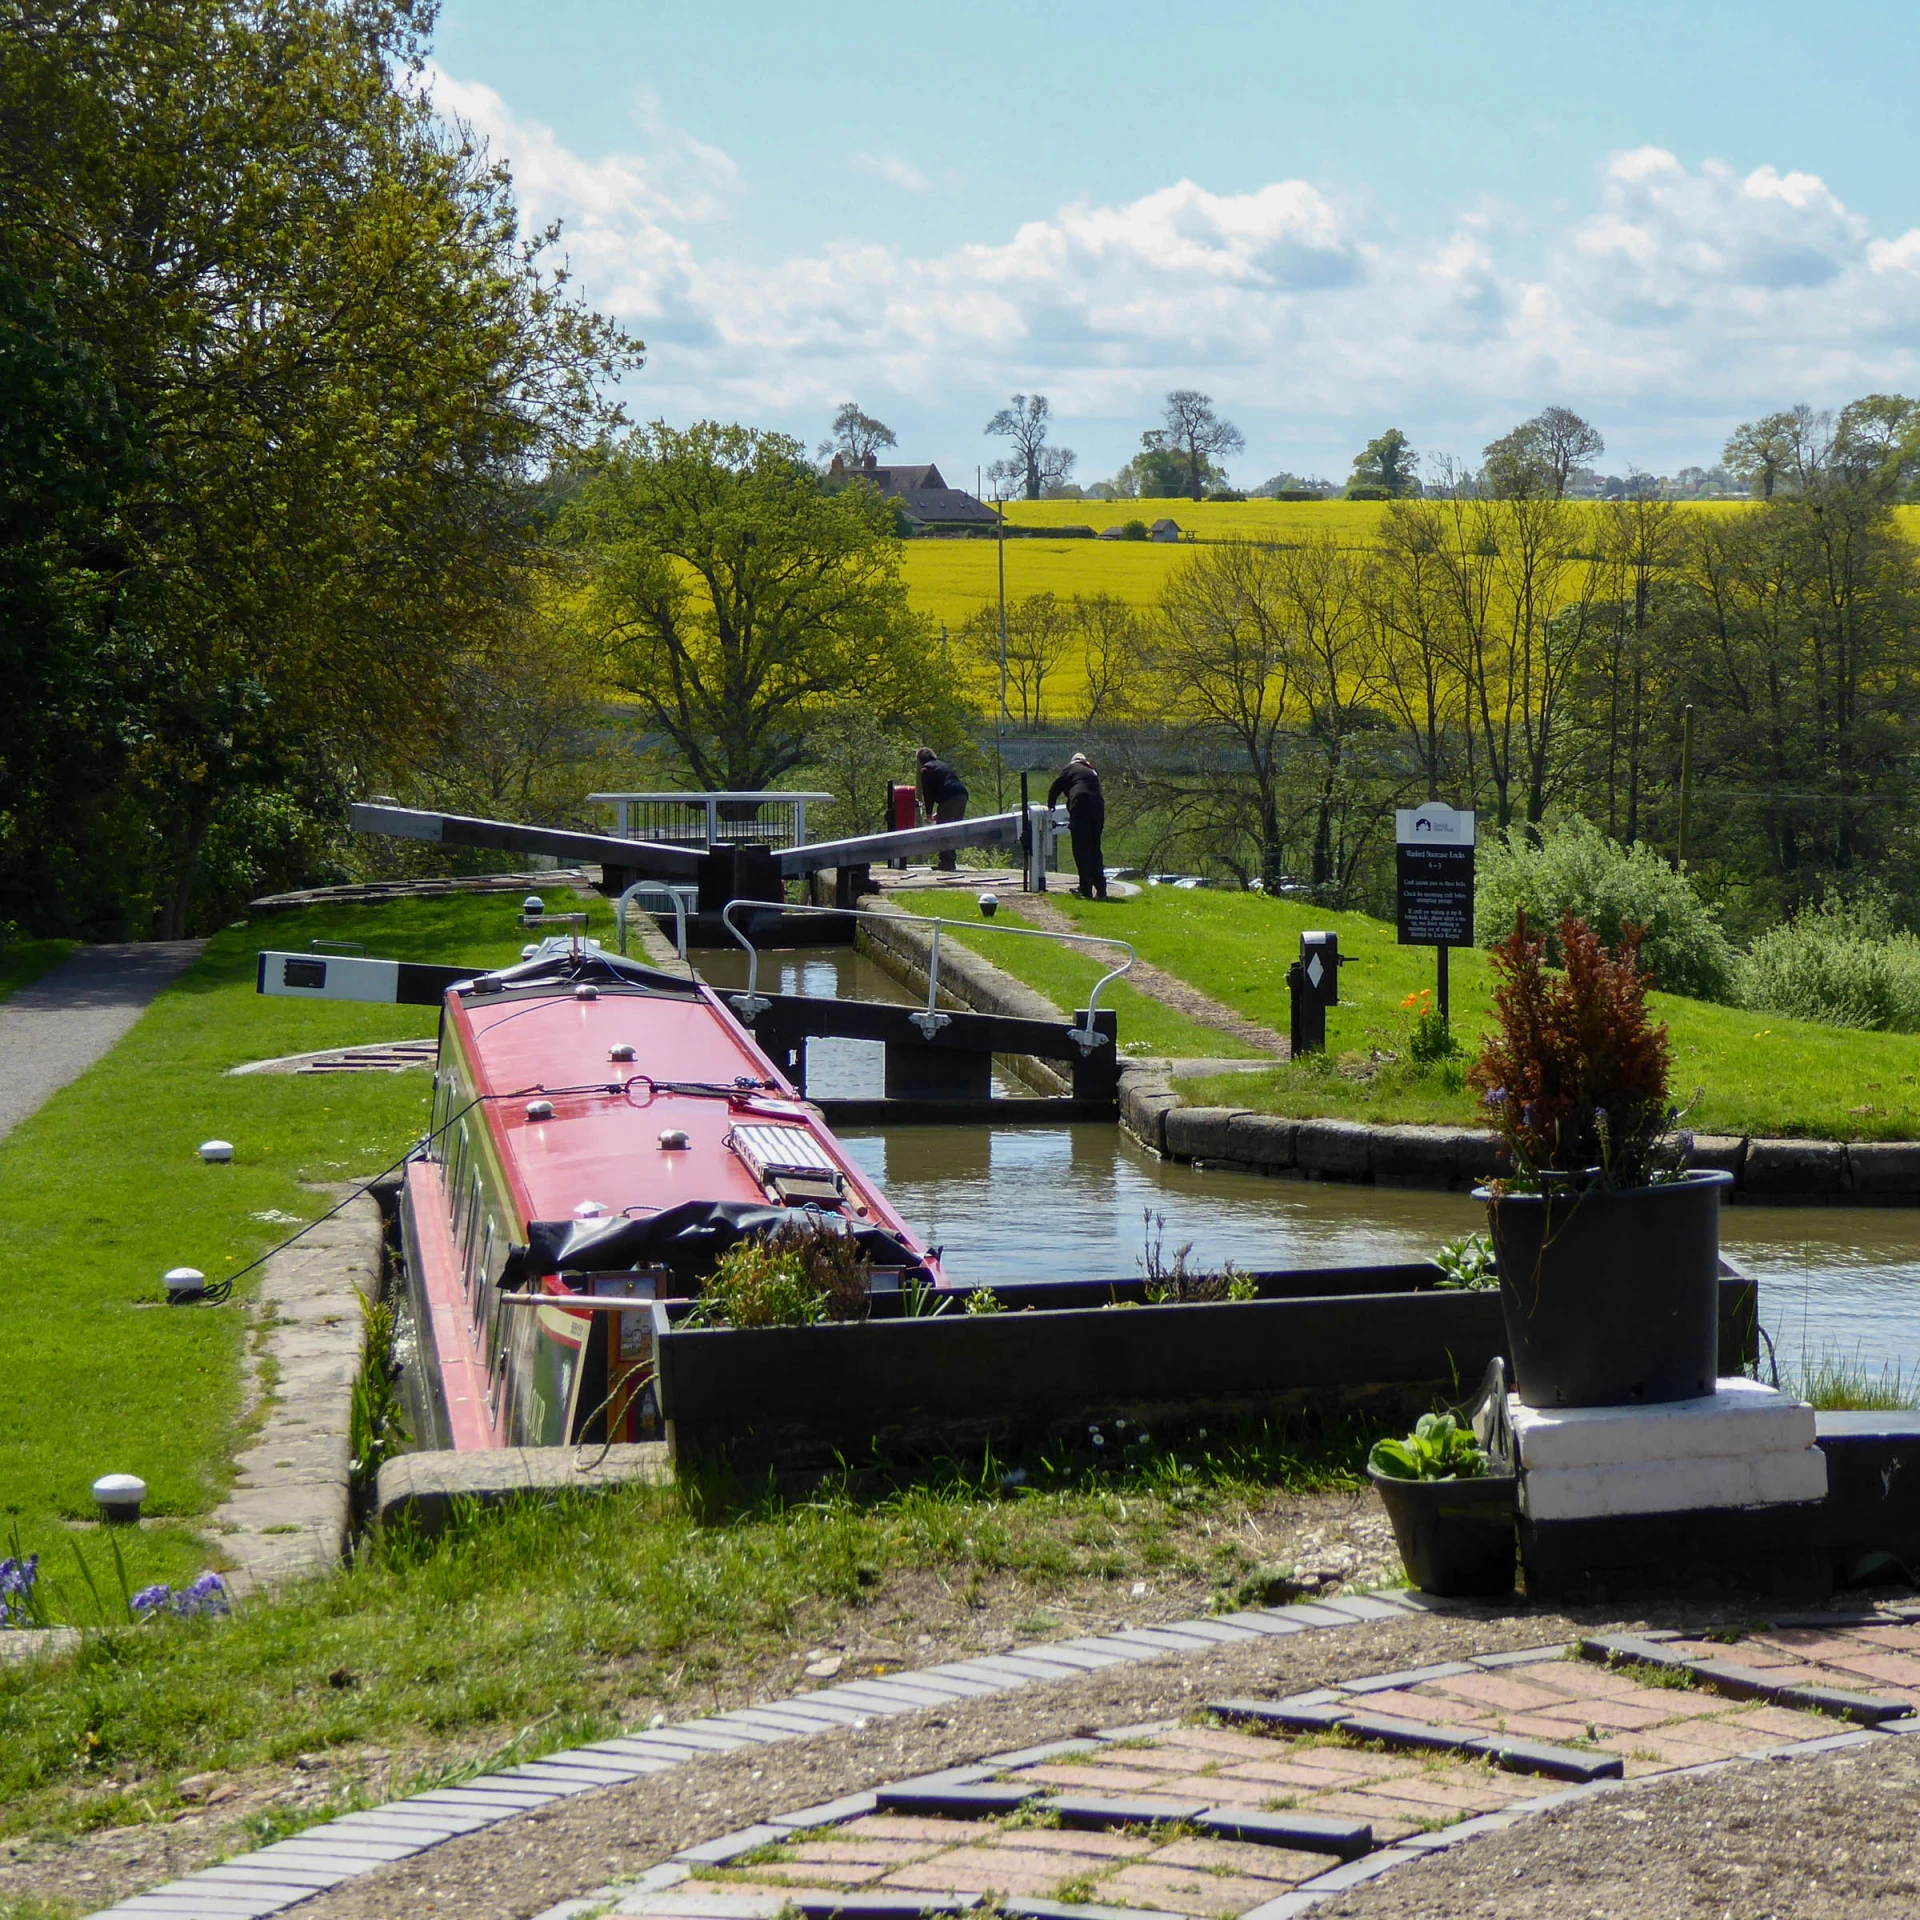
[691,946,1920,1378]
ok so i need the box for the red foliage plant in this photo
[1469,910,1673,1186]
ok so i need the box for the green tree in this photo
[1347,428,1420,498]
[1146,390,1245,502]
[574,422,938,789]
[0,0,637,935]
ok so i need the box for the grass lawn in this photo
[0,938,79,1004]
[0,893,585,1601]
[0,1425,1370,1847]
[892,890,1261,1060]
[940,886,1914,1141]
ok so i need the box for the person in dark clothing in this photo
[1048,752,1107,898]
[916,746,968,871]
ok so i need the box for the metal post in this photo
[1437,942,1450,1025]
[1677,702,1695,870]
[996,487,1008,812]
[793,798,808,849]
[705,797,719,851]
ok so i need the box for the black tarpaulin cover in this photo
[502,1201,924,1292]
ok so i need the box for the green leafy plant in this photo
[691,1221,873,1329]
[1470,910,1678,1187]
[349,1289,411,1489]
[1367,1411,1487,1482]
[1432,1233,1497,1291]
[1399,987,1460,1068]
[964,1286,1004,1315]
[1739,892,1920,1033]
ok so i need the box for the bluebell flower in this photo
[0,1553,40,1628]
[174,1573,229,1618]
[131,1583,172,1617]
[1482,1087,1507,1110]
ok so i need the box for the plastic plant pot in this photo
[1479,1170,1733,1409]
[1368,1468,1516,1597]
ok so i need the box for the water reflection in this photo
[703,945,1920,1376]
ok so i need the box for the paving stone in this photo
[1193,1806,1372,1859]
[981,1738,1106,1767]
[1471,1644,1575,1669]
[1468,1734,1625,1781]
[879,1856,1075,1898]
[953,1654,1087,1682]
[812,1681,934,1713]
[1103,1626,1221,1652]
[770,1791,881,1829]
[1291,1846,1425,1892]
[1156,1618,1262,1643]
[1306,1595,1407,1623]
[998,1644,1130,1671]
[1154,1727,1282,1762]
[1150,1836,1329,1882]
[875,1782,1045,1817]
[984,1830,1150,1859]
[1023,1763,1184,1794]
[1060,1636,1158,1661]
[675,1823,790,1865]
[1048,1792,1210,1828]
[785,1897,980,1919]
[753,1697,877,1726]
[1207,1698,1347,1735]
[842,1817,997,1845]
[1340,1660,1478,1694]
[1101,1862,1293,1914]
[1078,1744,1217,1774]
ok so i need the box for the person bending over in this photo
[1048,752,1107,899]
[916,746,968,872]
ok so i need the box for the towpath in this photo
[1010,891,1290,1058]
[0,941,204,1144]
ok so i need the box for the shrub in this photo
[1470,911,1675,1185]
[1476,817,1736,1001]
[1738,893,1920,1032]
[1118,519,1149,541]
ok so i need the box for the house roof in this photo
[829,453,999,527]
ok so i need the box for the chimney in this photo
[863,450,877,472]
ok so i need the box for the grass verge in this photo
[892,890,1261,1061]
[1000,887,1920,1142]
[0,893,607,1596]
[0,1417,1375,1844]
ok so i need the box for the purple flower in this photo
[0,1553,40,1627]
[130,1583,172,1617]
[1482,1088,1507,1110]
[174,1573,229,1618]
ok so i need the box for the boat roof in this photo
[445,955,926,1263]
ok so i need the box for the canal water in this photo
[691,945,1920,1384]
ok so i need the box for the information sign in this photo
[1395,802,1475,948]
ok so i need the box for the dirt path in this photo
[1012,893,1290,1058]
[0,940,204,1143]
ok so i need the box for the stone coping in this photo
[1118,1070,1920,1203]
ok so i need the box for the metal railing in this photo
[590,791,835,852]
[717,900,1133,1053]
[616,880,696,959]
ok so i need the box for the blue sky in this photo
[430,0,1920,488]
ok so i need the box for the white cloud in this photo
[426,81,1920,473]
[851,151,929,193]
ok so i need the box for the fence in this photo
[589,792,834,853]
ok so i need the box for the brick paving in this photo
[87,1605,1920,1920]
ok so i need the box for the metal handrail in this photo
[617,879,694,958]
[717,899,1134,1054]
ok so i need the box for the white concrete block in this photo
[1519,1445,1829,1521]
[1510,1378,1815,1472]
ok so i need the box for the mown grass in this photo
[0,892,608,1595]
[0,1419,1373,1842]
[0,937,78,1004]
[891,890,1261,1060]
[922,886,1920,1141]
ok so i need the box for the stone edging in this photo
[1118,1071,1920,1204]
[210,1189,383,1596]
[82,1588,1439,1919]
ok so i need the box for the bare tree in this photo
[1149,390,1246,501]
[1146,538,1298,888]
[984,393,1075,500]
[1071,593,1145,726]
[960,591,1077,726]
[819,401,897,469]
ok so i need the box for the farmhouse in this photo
[828,451,1000,530]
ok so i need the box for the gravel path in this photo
[1012,895,1288,1058]
[276,1608,1584,1920]
[0,941,204,1142]
[1320,1731,1920,1919]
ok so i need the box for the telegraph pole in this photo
[995,480,1009,812]
[1677,702,1695,869]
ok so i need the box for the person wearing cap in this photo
[916,746,968,872]
[1048,752,1107,899]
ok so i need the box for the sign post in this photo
[1395,802,1475,1022]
